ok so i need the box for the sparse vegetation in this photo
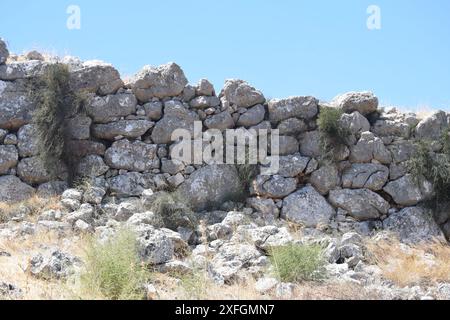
[367,238,450,287]
[407,130,450,209]
[269,244,326,283]
[148,191,196,231]
[0,196,62,223]
[79,228,150,300]
[31,63,85,184]
[317,107,351,161]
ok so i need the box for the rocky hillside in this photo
[1,38,450,300]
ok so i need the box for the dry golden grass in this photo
[152,272,381,300]
[0,195,62,223]
[367,237,450,288]
[0,229,83,300]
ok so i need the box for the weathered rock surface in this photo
[151,101,199,144]
[383,207,443,243]
[328,189,390,221]
[0,80,36,130]
[331,92,378,115]
[17,124,39,157]
[220,79,265,108]
[17,156,53,184]
[104,140,158,172]
[69,60,123,95]
[268,96,318,122]
[310,164,340,195]
[342,163,389,191]
[383,174,432,206]
[0,145,18,174]
[130,63,188,102]
[0,39,8,64]
[281,186,335,227]
[0,175,35,203]
[86,93,137,123]
[178,165,243,211]
[92,120,154,140]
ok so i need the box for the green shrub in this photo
[31,63,84,184]
[269,244,326,283]
[148,191,196,231]
[80,228,150,300]
[317,107,351,161]
[407,130,450,208]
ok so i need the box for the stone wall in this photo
[1,38,449,241]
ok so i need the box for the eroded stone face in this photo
[220,79,265,108]
[0,175,35,203]
[331,91,378,115]
[178,165,243,211]
[0,145,18,174]
[86,93,137,123]
[104,140,158,172]
[268,96,318,123]
[328,188,389,221]
[281,185,335,228]
[0,80,36,130]
[130,63,188,102]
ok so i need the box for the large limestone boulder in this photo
[328,189,390,221]
[339,111,370,137]
[299,130,321,158]
[76,155,109,177]
[104,140,158,172]
[190,96,221,109]
[220,79,265,108]
[281,185,335,228]
[92,120,154,140]
[130,63,188,102]
[383,207,444,243]
[342,163,389,191]
[371,110,418,138]
[151,101,199,144]
[383,174,432,206]
[66,116,92,140]
[277,118,308,135]
[268,96,318,123]
[0,175,35,203]
[0,145,18,174]
[331,92,378,115]
[0,80,36,130]
[178,165,243,211]
[66,140,106,158]
[0,39,8,64]
[196,79,215,96]
[17,124,39,157]
[251,175,297,199]
[271,153,310,178]
[86,93,137,123]
[17,156,53,185]
[108,172,146,197]
[68,60,123,95]
[387,140,417,164]
[415,111,449,140]
[204,111,235,130]
[310,164,340,195]
[349,131,391,164]
[0,60,50,81]
[237,104,266,127]
[133,225,175,265]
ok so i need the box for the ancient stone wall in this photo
[1,38,449,241]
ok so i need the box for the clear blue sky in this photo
[1,0,449,111]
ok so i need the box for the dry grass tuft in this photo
[0,195,62,223]
[367,237,450,287]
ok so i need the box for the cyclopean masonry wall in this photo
[0,37,449,243]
